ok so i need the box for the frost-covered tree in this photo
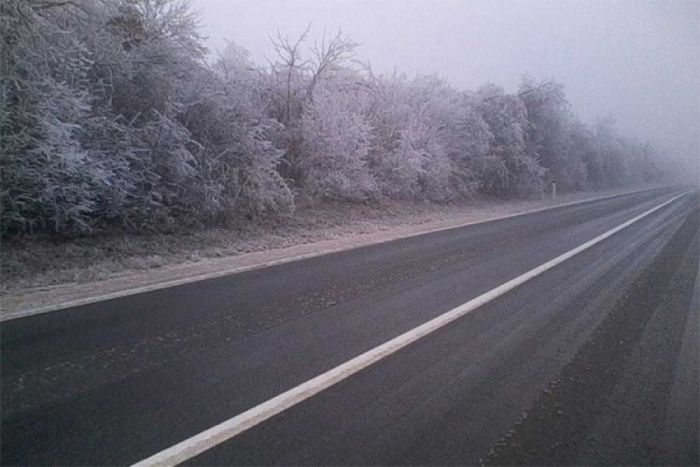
[266,28,360,185]
[1,0,126,234]
[594,117,631,187]
[518,79,576,190]
[365,74,470,201]
[475,84,544,196]
[564,121,596,191]
[299,85,375,201]
[185,42,293,222]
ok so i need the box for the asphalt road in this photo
[1,187,698,466]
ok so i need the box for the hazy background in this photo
[192,0,698,179]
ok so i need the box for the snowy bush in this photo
[300,87,376,201]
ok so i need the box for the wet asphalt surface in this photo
[1,187,698,465]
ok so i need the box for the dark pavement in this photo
[1,187,698,466]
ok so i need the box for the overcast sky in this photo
[191,0,698,173]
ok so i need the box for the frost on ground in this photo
[1,188,646,316]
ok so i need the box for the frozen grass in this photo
[1,187,648,312]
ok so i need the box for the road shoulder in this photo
[0,187,661,320]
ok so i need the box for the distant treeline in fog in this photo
[1,0,664,237]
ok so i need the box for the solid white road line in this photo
[132,191,691,467]
[2,186,666,322]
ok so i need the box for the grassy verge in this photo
[1,188,649,296]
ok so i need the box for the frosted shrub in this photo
[300,88,376,201]
[0,1,666,238]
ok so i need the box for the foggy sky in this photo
[192,0,699,175]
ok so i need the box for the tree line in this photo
[0,0,664,237]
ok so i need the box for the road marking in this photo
[132,191,691,466]
[2,186,666,322]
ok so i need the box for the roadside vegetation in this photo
[1,0,665,241]
[3,189,644,295]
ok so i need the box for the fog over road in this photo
[1,187,698,466]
